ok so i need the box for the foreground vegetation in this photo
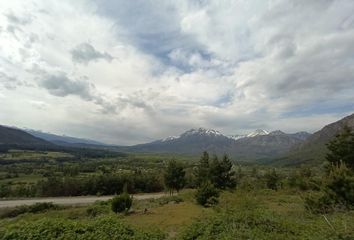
[0,189,353,239]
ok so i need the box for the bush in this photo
[264,169,281,190]
[326,163,354,206]
[304,192,336,214]
[195,181,219,207]
[304,163,354,214]
[111,193,133,214]
[0,202,58,218]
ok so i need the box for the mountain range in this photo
[1,113,353,164]
[122,128,311,160]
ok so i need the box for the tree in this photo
[326,126,354,169]
[195,181,219,207]
[209,155,223,188]
[195,151,210,186]
[164,159,186,195]
[219,154,236,189]
[209,154,235,189]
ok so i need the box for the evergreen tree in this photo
[209,155,223,188]
[219,154,236,189]
[164,159,186,195]
[195,151,210,186]
[326,125,354,169]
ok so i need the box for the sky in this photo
[0,0,354,145]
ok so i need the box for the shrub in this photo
[304,163,354,214]
[304,192,336,214]
[195,181,219,207]
[326,163,354,206]
[264,169,281,190]
[111,193,133,214]
[0,202,58,218]
[86,204,109,217]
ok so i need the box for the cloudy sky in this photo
[0,0,354,145]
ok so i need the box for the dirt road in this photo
[0,193,167,208]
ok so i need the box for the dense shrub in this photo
[326,163,354,206]
[111,193,133,214]
[304,192,337,214]
[305,163,354,213]
[0,202,58,218]
[195,181,219,207]
[264,169,282,190]
[0,216,165,240]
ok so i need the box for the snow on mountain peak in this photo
[246,129,269,137]
[228,129,269,140]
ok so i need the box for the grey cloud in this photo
[0,72,19,90]
[40,74,93,100]
[4,12,32,25]
[93,0,204,68]
[71,43,113,64]
[39,73,155,115]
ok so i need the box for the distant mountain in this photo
[0,125,53,148]
[125,127,310,160]
[128,128,235,155]
[229,130,308,160]
[276,113,354,166]
[24,129,107,147]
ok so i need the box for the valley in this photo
[0,113,354,239]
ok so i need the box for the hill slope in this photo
[0,125,53,148]
[276,113,354,166]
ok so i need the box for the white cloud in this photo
[0,0,353,144]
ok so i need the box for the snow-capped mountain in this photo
[126,127,311,160]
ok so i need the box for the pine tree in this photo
[219,154,236,189]
[326,125,354,170]
[209,155,223,188]
[195,151,210,186]
[164,159,186,195]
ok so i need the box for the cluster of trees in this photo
[194,152,236,206]
[164,152,236,206]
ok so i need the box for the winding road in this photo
[0,193,167,208]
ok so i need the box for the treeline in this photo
[0,144,126,159]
